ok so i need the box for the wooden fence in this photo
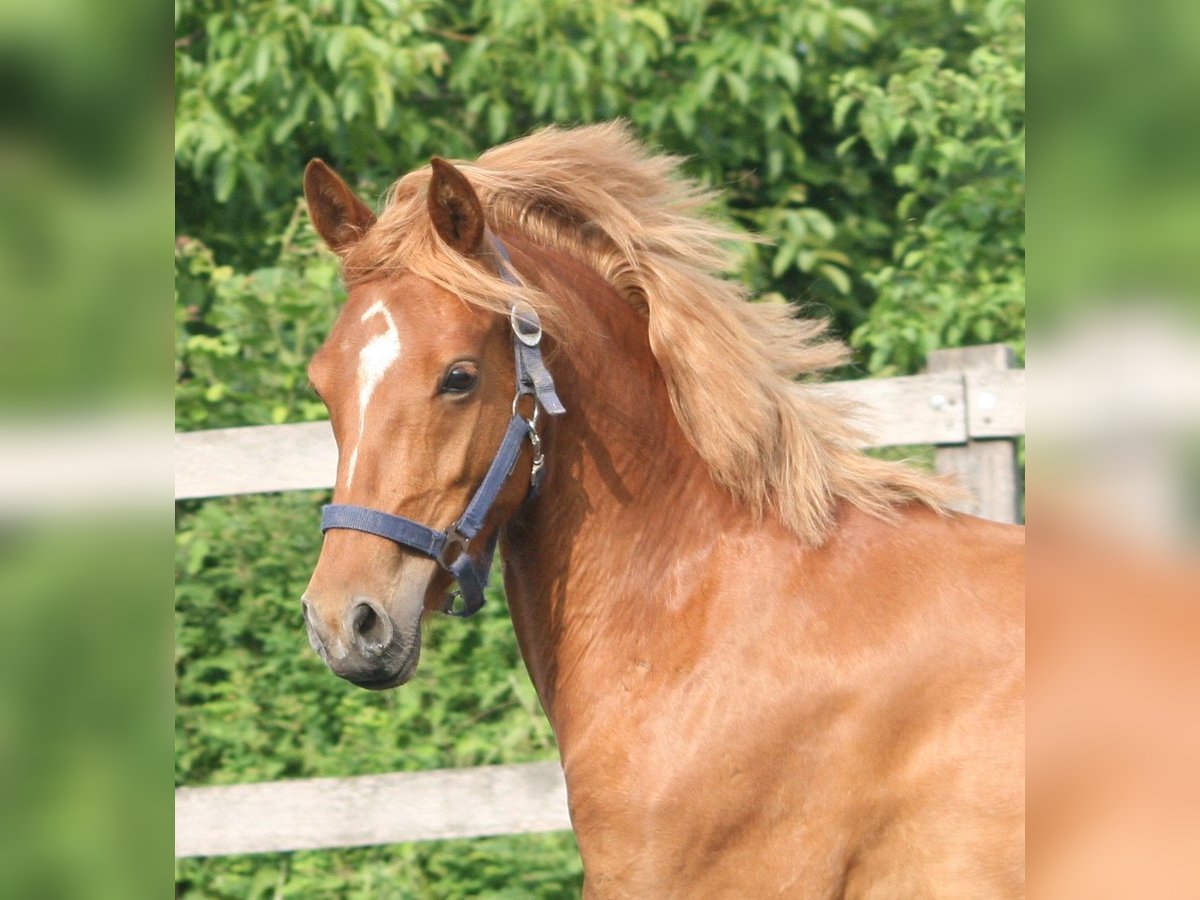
[174,344,1024,858]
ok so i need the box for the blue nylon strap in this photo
[487,231,521,286]
[321,502,493,617]
[321,504,445,558]
[445,540,492,617]
[489,230,566,417]
[515,341,567,415]
[457,415,532,539]
[319,415,531,618]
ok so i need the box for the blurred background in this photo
[1,0,166,898]
[6,0,1200,893]
[1031,0,1200,894]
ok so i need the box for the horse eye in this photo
[441,365,478,394]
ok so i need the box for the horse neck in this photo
[498,240,745,732]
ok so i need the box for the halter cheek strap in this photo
[319,234,565,617]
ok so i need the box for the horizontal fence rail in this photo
[175,345,1025,857]
[175,366,1025,501]
[176,762,571,858]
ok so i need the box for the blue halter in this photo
[319,235,565,617]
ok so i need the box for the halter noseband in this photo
[319,234,565,617]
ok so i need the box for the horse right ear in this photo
[303,159,377,255]
[427,157,485,255]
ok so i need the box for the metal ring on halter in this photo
[440,527,469,567]
[510,303,543,347]
[512,394,541,428]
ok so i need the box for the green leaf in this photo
[670,99,696,137]
[819,263,851,294]
[859,107,889,161]
[724,71,751,105]
[696,66,720,103]
[833,94,856,131]
[768,47,802,91]
[893,163,918,186]
[631,8,669,40]
[340,84,364,121]
[771,243,797,278]
[326,30,351,73]
[807,11,827,40]
[488,102,509,142]
[271,89,311,144]
[372,78,395,130]
[252,38,272,82]
[836,8,877,38]
[766,145,784,179]
[213,150,238,203]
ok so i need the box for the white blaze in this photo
[346,300,401,487]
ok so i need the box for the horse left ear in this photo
[303,159,377,255]
[427,157,485,255]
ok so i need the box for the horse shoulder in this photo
[561,507,1025,897]
[810,506,1026,898]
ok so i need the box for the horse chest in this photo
[562,721,873,898]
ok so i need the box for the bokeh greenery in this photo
[175,0,1024,895]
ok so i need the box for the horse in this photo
[299,123,1025,898]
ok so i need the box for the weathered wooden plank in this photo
[927,346,1021,524]
[965,368,1025,439]
[175,420,337,500]
[174,372,997,500]
[817,372,967,447]
[175,761,571,858]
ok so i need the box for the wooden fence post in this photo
[926,344,1022,524]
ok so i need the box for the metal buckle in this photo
[440,526,469,568]
[510,303,542,347]
[527,423,544,487]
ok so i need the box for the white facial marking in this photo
[346,300,401,486]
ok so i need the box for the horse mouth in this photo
[347,669,410,691]
[342,644,420,690]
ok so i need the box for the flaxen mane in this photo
[342,122,952,544]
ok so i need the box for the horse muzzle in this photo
[302,594,422,690]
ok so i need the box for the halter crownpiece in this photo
[319,233,565,617]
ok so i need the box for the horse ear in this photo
[427,157,485,254]
[303,159,377,255]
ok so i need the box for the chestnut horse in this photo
[300,123,1024,898]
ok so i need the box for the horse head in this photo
[299,157,548,689]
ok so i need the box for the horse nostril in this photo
[352,602,376,633]
[350,600,392,647]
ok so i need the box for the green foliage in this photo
[175,494,558,783]
[175,212,341,430]
[176,834,583,899]
[176,0,1023,894]
[177,0,1024,369]
[834,0,1026,373]
[175,492,577,895]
